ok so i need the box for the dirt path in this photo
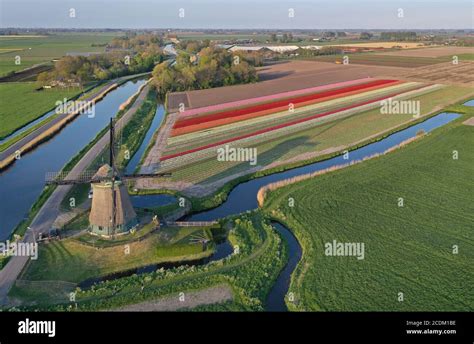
[139,112,179,173]
[113,284,233,311]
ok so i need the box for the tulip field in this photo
[159,77,451,174]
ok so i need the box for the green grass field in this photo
[21,224,214,283]
[0,33,118,76]
[263,114,474,311]
[0,82,83,138]
[457,53,474,61]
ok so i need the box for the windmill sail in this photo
[45,118,170,238]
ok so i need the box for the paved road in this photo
[0,83,150,306]
[0,73,149,165]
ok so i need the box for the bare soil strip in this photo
[462,117,474,126]
[139,112,179,173]
[113,285,233,311]
[376,46,474,58]
[167,92,190,113]
[396,61,474,87]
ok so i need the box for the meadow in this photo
[0,33,118,76]
[262,113,474,311]
[0,82,83,139]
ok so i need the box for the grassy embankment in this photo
[0,75,151,155]
[261,109,474,311]
[0,82,83,139]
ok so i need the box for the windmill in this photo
[46,118,171,238]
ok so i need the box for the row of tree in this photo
[108,33,163,52]
[380,32,418,41]
[295,46,344,57]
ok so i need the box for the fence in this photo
[165,221,217,227]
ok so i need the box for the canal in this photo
[0,79,146,241]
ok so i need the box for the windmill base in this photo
[89,218,139,238]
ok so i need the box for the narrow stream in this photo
[266,222,302,311]
[125,105,166,174]
[78,240,234,289]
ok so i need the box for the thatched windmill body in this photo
[88,164,138,236]
[46,118,170,238]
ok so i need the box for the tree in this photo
[36,72,51,87]
[185,42,200,54]
[152,63,175,96]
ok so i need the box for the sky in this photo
[0,0,472,29]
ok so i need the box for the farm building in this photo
[229,46,267,53]
[266,45,299,53]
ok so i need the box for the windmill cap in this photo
[93,164,113,179]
